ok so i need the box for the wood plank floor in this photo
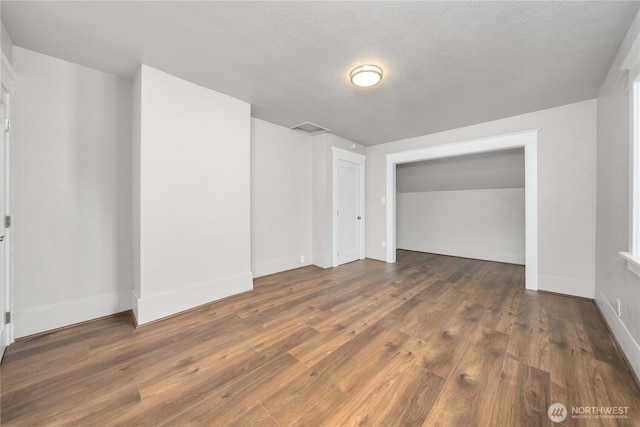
[1,251,639,426]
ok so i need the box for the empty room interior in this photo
[1,1,640,426]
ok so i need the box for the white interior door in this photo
[0,89,7,359]
[337,159,361,265]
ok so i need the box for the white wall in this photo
[312,133,366,268]
[395,149,525,264]
[1,22,13,63]
[396,149,525,192]
[366,99,597,298]
[397,189,525,264]
[12,47,132,337]
[595,11,640,377]
[251,118,312,277]
[132,65,252,325]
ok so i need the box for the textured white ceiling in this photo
[2,1,638,145]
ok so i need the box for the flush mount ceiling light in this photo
[350,64,383,87]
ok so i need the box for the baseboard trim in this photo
[396,248,526,266]
[252,256,310,278]
[396,246,524,266]
[14,290,131,339]
[253,265,320,281]
[537,274,594,299]
[312,252,333,269]
[14,311,133,342]
[131,289,254,329]
[537,289,594,301]
[132,271,253,326]
[595,291,640,387]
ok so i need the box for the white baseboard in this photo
[130,289,140,326]
[596,291,640,379]
[538,273,595,298]
[312,252,332,269]
[132,271,253,326]
[397,246,525,265]
[14,290,131,338]
[252,256,310,278]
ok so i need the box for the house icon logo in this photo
[548,403,568,422]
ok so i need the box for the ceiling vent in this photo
[290,121,330,135]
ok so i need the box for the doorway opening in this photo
[396,148,525,265]
[385,129,539,290]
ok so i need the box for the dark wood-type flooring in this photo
[1,251,639,426]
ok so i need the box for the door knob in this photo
[357,216,362,220]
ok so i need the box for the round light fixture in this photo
[350,64,383,87]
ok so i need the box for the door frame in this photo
[332,147,366,267]
[1,52,16,354]
[385,129,539,290]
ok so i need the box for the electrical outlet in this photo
[616,298,622,318]
[300,255,305,264]
[381,241,386,248]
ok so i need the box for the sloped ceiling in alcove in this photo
[396,149,525,193]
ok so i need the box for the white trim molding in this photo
[385,129,540,290]
[14,290,131,338]
[1,52,15,349]
[132,271,253,326]
[620,251,640,278]
[252,256,311,278]
[621,60,640,277]
[597,291,640,379]
[332,147,366,267]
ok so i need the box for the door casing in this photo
[1,52,16,357]
[385,129,539,290]
[332,147,366,267]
